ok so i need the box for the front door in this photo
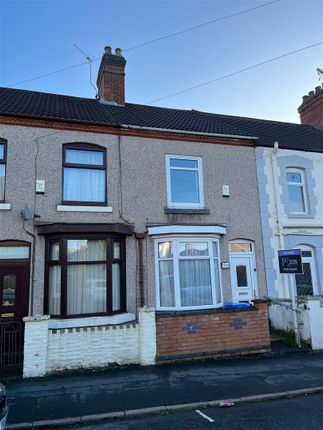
[294,248,318,296]
[0,263,29,375]
[230,255,255,303]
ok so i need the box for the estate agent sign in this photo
[278,249,303,274]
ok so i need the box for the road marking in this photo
[196,409,215,423]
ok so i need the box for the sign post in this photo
[278,249,302,348]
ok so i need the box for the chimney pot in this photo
[315,86,321,94]
[309,90,315,98]
[115,48,123,56]
[302,95,309,103]
[104,46,112,55]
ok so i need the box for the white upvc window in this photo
[166,155,204,208]
[286,168,307,214]
[155,237,222,310]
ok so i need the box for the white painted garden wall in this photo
[269,297,323,349]
[23,307,156,378]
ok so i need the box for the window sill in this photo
[48,313,135,329]
[287,213,315,219]
[164,207,210,215]
[0,203,11,210]
[57,205,113,213]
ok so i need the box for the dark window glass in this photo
[2,274,16,306]
[236,265,248,288]
[296,263,313,296]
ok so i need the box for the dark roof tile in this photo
[1,87,323,152]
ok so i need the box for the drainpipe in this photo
[135,233,146,308]
[270,142,300,347]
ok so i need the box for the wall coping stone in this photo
[23,315,50,322]
[156,306,257,318]
[48,313,136,329]
[252,299,269,304]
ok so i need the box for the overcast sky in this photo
[1,0,322,123]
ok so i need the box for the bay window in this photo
[45,235,125,317]
[63,143,106,205]
[156,238,222,310]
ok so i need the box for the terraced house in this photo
[0,45,285,377]
[256,84,323,348]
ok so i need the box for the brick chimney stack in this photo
[96,46,126,106]
[298,84,323,129]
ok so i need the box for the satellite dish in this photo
[21,203,40,221]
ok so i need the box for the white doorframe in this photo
[229,241,258,303]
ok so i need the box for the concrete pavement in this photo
[4,351,323,428]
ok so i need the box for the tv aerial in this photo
[73,43,97,93]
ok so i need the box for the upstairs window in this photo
[0,139,6,202]
[286,168,307,214]
[166,155,204,208]
[63,144,106,205]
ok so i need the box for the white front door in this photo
[230,255,255,303]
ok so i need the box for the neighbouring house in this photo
[0,46,274,378]
[254,84,323,348]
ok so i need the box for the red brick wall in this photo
[97,63,125,106]
[298,88,323,128]
[156,301,270,362]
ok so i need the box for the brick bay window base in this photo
[156,300,271,363]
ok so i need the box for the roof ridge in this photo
[125,101,197,114]
[191,108,308,127]
[1,88,320,132]
[0,87,98,103]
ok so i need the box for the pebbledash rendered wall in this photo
[23,307,156,378]
[0,124,266,313]
[0,122,268,376]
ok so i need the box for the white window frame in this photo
[166,155,204,209]
[155,236,223,311]
[286,168,307,214]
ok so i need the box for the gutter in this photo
[120,124,259,141]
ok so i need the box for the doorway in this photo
[0,243,30,375]
[229,242,257,303]
[294,247,318,296]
